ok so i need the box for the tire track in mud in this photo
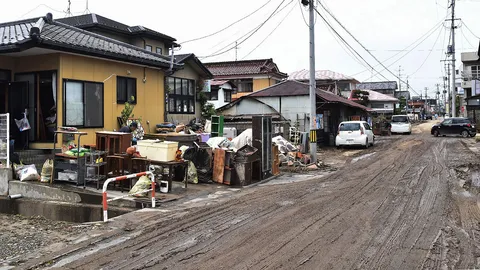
[26,130,480,270]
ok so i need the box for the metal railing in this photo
[102,171,156,222]
[0,113,9,168]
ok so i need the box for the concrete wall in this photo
[0,168,11,196]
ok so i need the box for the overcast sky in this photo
[3,0,480,97]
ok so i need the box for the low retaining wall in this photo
[0,168,12,196]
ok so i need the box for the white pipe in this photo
[8,194,22,199]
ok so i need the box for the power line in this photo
[409,25,445,77]
[315,1,422,95]
[242,1,297,60]
[200,0,292,59]
[319,2,376,74]
[18,4,65,19]
[180,0,274,44]
[349,15,449,78]
[460,24,476,48]
[462,20,480,39]
[313,6,389,81]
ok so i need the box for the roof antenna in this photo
[65,0,72,17]
[84,0,91,14]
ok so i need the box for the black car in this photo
[425,114,433,120]
[431,117,477,138]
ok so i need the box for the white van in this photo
[390,115,412,135]
[335,121,375,148]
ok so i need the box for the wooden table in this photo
[149,160,188,192]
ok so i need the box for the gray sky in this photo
[3,0,480,97]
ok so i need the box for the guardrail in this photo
[0,113,9,168]
[102,171,155,222]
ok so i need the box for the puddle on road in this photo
[352,152,376,163]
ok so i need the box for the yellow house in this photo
[204,59,288,100]
[0,13,211,150]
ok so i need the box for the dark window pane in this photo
[176,99,182,112]
[189,100,195,113]
[169,98,175,112]
[127,78,136,104]
[189,80,194,96]
[183,100,188,113]
[117,77,127,103]
[210,89,218,100]
[175,78,182,95]
[167,77,175,94]
[84,82,103,127]
[339,123,361,131]
[182,79,188,96]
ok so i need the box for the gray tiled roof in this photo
[356,81,398,90]
[0,14,180,69]
[57,14,176,42]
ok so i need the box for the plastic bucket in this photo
[160,181,169,193]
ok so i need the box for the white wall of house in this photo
[220,98,278,116]
[369,101,395,113]
[255,96,310,131]
[208,83,233,109]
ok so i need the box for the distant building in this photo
[395,90,411,100]
[349,90,398,114]
[288,69,359,98]
[204,59,288,100]
[355,81,398,97]
[205,80,236,109]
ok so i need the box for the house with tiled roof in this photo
[204,59,288,100]
[216,80,370,146]
[355,81,398,97]
[0,13,211,149]
[288,69,360,98]
[349,90,399,114]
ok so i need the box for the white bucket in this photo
[160,181,169,193]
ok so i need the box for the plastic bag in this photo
[129,175,151,197]
[16,164,40,181]
[15,113,31,132]
[40,159,53,183]
[187,161,198,184]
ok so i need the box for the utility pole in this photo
[406,76,410,114]
[435,83,441,113]
[397,65,404,92]
[302,0,317,162]
[235,41,238,61]
[450,0,457,117]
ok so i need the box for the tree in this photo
[351,90,370,106]
[395,97,406,114]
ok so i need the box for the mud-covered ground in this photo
[13,121,480,269]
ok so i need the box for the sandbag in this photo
[129,175,152,197]
[16,164,40,181]
[187,161,198,184]
[40,159,53,183]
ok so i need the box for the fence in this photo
[0,113,9,168]
[102,171,155,222]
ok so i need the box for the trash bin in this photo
[233,145,259,186]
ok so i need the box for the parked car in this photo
[390,115,412,135]
[336,121,375,148]
[425,114,433,120]
[431,117,477,138]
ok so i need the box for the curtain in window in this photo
[52,72,57,103]
[65,81,84,126]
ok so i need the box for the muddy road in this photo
[23,122,480,269]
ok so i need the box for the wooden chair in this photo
[106,155,126,192]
